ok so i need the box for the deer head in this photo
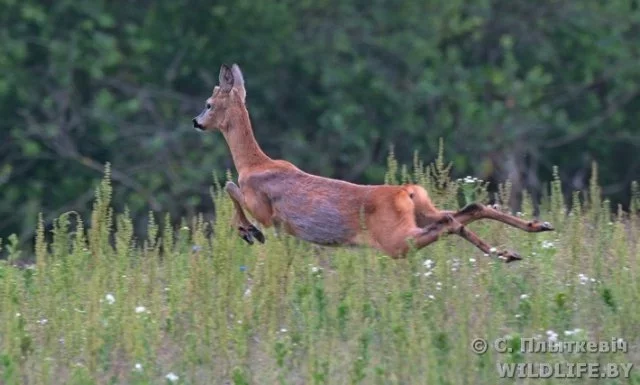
[192,63,246,132]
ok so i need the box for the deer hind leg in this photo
[447,203,554,232]
[224,181,265,245]
[411,214,522,262]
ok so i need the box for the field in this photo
[1,154,639,385]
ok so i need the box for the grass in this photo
[1,150,639,385]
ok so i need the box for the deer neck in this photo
[221,106,270,174]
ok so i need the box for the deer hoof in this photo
[498,250,522,263]
[239,227,255,245]
[529,220,555,232]
[540,221,554,231]
[248,225,265,244]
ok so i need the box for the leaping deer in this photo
[192,64,554,262]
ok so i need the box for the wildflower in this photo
[546,330,558,342]
[564,328,583,336]
[310,265,322,273]
[450,258,460,272]
[423,259,434,269]
[134,363,143,372]
[38,318,48,325]
[165,372,179,382]
[520,294,529,300]
[105,293,115,305]
[469,258,476,263]
[577,273,592,285]
[541,240,555,249]
[462,175,480,184]
[239,265,247,272]
[428,294,435,300]
[135,306,147,314]
[489,247,497,254]
[280,328,288,333]
[191,245,202,252]
[424,271,432,277]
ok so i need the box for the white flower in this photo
[38,318,48,325]
[135,306,147,314]
[546,330,558,342]
[520,294,529,300]
[423,259,434,269]
[134,363,143,372]
[428,294,435,300]
[105,293,115,305]
[424,271,433,277]
[165,372,179,382]
[489,247,497,254]
[578,273,590,285]
[541,240,555,249]
[463,175,479,184]
[564,328,583,336]
[469,258,476,263]
[310,266,322,273]
[280,328,288,333]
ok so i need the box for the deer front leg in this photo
[224,181,265,245]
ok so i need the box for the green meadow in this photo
[1,151,639,385]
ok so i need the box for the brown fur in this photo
[193,64,554,262]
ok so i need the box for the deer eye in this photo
[205,103,211,109]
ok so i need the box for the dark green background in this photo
[1,0,639,244]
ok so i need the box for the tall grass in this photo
[1,150,639,385]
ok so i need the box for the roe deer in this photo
[192,64,554,262]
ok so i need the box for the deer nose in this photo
[192,118,203,130]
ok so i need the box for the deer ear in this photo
[231,64,244,88]
[219,64,234,92]
[231,64,246,102]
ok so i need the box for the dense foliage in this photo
[2,0,640,243]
